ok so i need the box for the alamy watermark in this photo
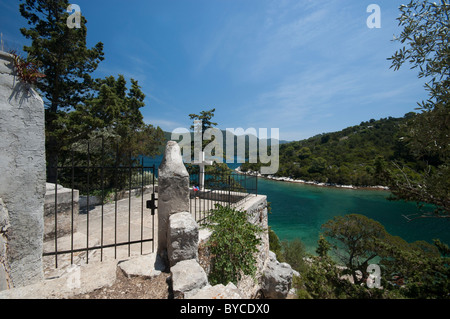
[367,4,381,29]
[66,4,81,29]
[171,120,280,175]
[366,264,382,289]
[66,264,81,290]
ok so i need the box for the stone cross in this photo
[194,151,213,191]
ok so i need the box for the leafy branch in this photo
[9,50,46,85]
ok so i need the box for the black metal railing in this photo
[188,170,258,224]
[43,138,157,268]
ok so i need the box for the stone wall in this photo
[0,51,46,289]
[44,183,80,240]
[0,199,11,290]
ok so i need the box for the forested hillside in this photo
[241,113,417,186]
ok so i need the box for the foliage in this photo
[377,238,450,298]
[19,0,104,178]
[268,227,283,262]
[389,0,449,100]
[267,227,450,299]
[19,0,165,186]
[203,204,263,285]
[293,255,389,299]
[322,214,390,285]
[434,238,450,256]
[53,75,164,192]
[385,0,450,217]
[279,239,308,273]
[316,234,331,258]
[319,214,450,298]
[9,50,46,85]
[185,109,247,192]
[65,75,165,159]
[294,256,341,299]
[241,115,414,186]
[189,108,218,134]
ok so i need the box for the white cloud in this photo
[145,117,183,131]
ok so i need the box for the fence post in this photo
[157,141,190,264]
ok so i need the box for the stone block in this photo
[187,282,243,299]
[171,259,207,299]
[261,251,293,299]
[118,253,166,278]
[168,212,199,267]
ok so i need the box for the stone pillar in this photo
[0,51,46,289]
[157,141,190,263]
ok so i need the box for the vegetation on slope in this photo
[242,114,416,187]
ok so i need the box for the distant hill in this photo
[241,113,417,186]
[161,129,289,159]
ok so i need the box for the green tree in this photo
[322,214,389,285]
[308,157,327,174]
[297,147,312,160]
[377,237,450,298]
[280,239,307,273]
[316,235,331,258]
[20,0,105,181]
[189,108,218,134]
[268,227,283,261]
[185,108,236,185]
[54,75,164,192]
[84,75,164,158]
[321,214,450,298]
[387,0,450,217]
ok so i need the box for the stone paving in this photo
[43,191,158,279]
[42,190,231,279]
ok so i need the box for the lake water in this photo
[144,156,450,254]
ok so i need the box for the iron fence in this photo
[189,170,258,224]
[43,138,157,268]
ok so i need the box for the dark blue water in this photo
[144,155,450,254]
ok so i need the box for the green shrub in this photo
[203,204,264,285]
[268,227,283,261]
[280,238,308,273]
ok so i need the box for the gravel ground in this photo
[69,239,210,299]
[70,268,171,299]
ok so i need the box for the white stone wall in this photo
[0,51,46,289]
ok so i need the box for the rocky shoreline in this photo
[234,167,389,191]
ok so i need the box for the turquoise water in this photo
[144,155,449,254]
[257,178,450,255]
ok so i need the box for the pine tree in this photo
[19,0,104,181]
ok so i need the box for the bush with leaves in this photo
[321,214,450,298]
[203,204,264,285]
[280,239,308,273]
[268,227,283,261]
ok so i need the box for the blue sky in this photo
[1,0,428,141]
